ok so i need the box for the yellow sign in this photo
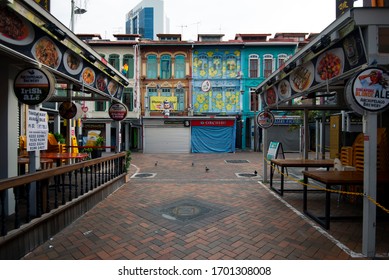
[34,0,50,11]
[150,96,177,111]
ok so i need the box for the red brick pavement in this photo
[22,151,388,260]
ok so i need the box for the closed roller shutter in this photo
[144,127,191,153]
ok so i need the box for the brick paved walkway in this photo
[22,151,388,260]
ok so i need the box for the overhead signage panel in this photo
[262,29,367,107]
[0,5,126,95]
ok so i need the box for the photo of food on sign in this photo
[81,67,95,85]
[107,80,118,95]
[264,86,278,106]
[32,37,61,69]
[63,49,83,75]
[290,61,314,93]
[277,79,291,100]
[96,73,107,91]
[0,7,35,46]
[315,48,344,82]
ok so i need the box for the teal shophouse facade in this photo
[240,40,298,150]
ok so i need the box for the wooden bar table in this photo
[270,159,334,196]
[302,170,389,229]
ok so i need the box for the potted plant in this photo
[53,132,65,144]
[124,150,132,182]
[91,136,104,159]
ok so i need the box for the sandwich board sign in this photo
[266,141,285,160]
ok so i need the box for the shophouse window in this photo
[226,55,237,77]
[198,54,208,77]
[146,55,157,79]
[123,54,134,79]
[263,54,274,78]
[95,101,106,111]
[175,88,185,111]
[211,87,222,112]
[174,55,185,79]
[147,88,157,110]
[278,54,287,69]
[122,88,133,111]
[108,54,120,70]
[161,88,171,97]
[148,88,157,97]
[249,54,259,78]
[210,55,222,77]
[250,88,259,111]
[160,55,171,79]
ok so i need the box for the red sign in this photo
[109,103,128,121]
[191,120,235,127]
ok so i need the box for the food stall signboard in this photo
[109,103,128,121]
[27,109,48,152]
[351,67,389,112]
[256,110,275,129]
[14,67,55,105]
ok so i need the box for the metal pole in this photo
[362,112,377,257]
[70,0,75,32]
[303,109,309,159]
[254,93,257,152]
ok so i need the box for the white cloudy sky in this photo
[50,0,364,40]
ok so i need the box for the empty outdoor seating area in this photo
[268,128,389,255]
[0,152,128,259]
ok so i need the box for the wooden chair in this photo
[47,133,66,153]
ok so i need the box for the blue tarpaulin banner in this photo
[191,125,236,153]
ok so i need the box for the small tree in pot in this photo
[91,136,104,158]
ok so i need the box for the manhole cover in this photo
[225,160,250,163]
[159,199,215,222]
[131,173,156,178]
[162,204,211,222]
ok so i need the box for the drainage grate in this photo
[225,159,250,163]
[235,173,261,178]
[131,173,156,178]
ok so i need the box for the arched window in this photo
[174,55,185,79]
[160,54,171,79]
[123,54,134,78]
[198,54,208,77]
[249,54,259,78]
[146,54,157,79]
[210,55,222,77]
[278,54,288,69]
[108,54,120,70]
[263,54,274,78]
[226,54,237,77]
